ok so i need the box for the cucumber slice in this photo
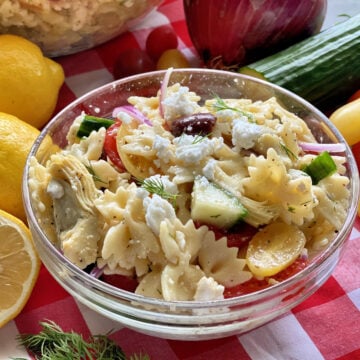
[191,176,247,229]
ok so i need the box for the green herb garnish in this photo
[77,115,115,138]
[84,161,108,185]
[191,133,210,144]
[212,95,254,121]
[280,142,298,161]
[139,177,178,206]
[302,151,337,184]
[14,320,149,360]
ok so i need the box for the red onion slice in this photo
[159,67,173,118]
[112,105,152,126]
[299,141,346,153]
[89,265,104,279]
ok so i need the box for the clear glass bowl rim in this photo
[23,68,360,312]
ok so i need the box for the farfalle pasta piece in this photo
[202,157,280,227]
[117,121,175,179]
[242,148,317,225]
[312,173,350,230]
[135,269,163,299]
[158,218,207,265]
[202,157,247,197]
[301,215,338,251]
[88,159,130,191]
[67,126,106,161]
[198,233,252,287]
[100,221,142,274]
[99,219,162,277]
[94,184,134,226]
[128,94,163,127]
[99,188,166,276]
[161,258,205,301]
[269,98,316,143]
[194,277,225,302]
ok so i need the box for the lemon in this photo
[0,112,40,222]
[0,34,64,129]
[0,209,41,328]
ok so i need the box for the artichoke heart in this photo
[46,153,102,269]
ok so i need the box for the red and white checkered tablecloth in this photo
[1,1,360,359]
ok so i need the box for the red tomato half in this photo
[199,222,257,249]
[348,89,360,103]
[352,142,360,171]
[146,25,178,61]
[224,258,308,298]
[103,121,125,172]
[101,274,138,292]
[113,48,155,80]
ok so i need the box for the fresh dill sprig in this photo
[280,142,298,161]
[139,177,178,206]
[84,161,108,185]
[13,320,149,360]
[191,133,210,144]
[212,95,254,121]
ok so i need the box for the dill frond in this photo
[84,161,108,185]
[280,142,298,161]
[14,320,130,360]
[139,177,178,206]
[212,95,254,121]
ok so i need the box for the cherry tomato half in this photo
[156,49,190,70]
[113,48,156,79]
[224,258,307,298]
[329,98,360,146]
[207,222,257,249]
[352,142,360,170]
[146,25,179,61]
[348,89,360,103]
[103,121,126,172]
[101,274,138,292]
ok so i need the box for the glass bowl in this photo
[23,69,359,340]
[0,0,162,57]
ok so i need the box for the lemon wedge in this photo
[0,209,40,328]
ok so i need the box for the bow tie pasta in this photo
[28,79,350,302]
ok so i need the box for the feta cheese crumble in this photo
[163,86,199,122]
[232,117,264,150]
[174,134,223,164]
[143,194,176,236]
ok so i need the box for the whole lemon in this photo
[0,112,40,222]
[0,34,64,129]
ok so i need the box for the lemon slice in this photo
[246,221,306,278]
[0,209,41,327]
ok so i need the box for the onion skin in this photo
[183,0,327,67]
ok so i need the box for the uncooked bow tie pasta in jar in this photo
[28,69,351,302]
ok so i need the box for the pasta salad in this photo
[29,74,350,301]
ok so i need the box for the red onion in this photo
[89,265,104,279]
[299,141,347,153]
[112,105,152,126]
[183,0,327,68]
[159,67,173,118]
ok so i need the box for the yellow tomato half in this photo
[329,98,360,146]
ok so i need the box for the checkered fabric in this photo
[1,1,360,359]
